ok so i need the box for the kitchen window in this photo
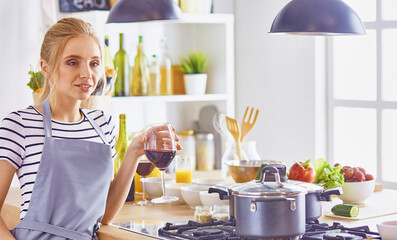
[328,0,397,189]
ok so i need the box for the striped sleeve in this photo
[0,111,26,169]
[102,112,117,160]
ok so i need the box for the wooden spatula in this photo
[225,116,244,160]
[240,106,259,143]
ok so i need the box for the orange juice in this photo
[176,169,192,183]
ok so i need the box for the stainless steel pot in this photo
[229,166,307,239]
[288,180,343,222]
[209,164,287,219]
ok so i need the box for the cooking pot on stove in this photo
[224,166,307,239]
[288,180,342,223]
[209,164,287,219]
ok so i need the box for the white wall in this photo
[216,0,326,166]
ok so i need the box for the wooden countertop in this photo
[3,173,397,239]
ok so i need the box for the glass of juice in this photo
[144,123,178,203]
[175,155,192,183]
[134,159,155,206]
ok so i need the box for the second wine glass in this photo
[134,159,155,206]
[144,123,178,203]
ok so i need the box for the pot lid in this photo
[287,180,323,193]
[229,165,307,197]
[229,180,307,197]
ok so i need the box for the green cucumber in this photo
[331,204,359,217]
[255,164,268,180]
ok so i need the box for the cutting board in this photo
[324,205,397,221]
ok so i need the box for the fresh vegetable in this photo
[255,164,268,180]
[27,70,44,93]
[340,165,374,182]
[313,158,344,189]
[288,159,316,183]
[331,204,359,217]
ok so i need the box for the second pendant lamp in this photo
[269,0,366,35]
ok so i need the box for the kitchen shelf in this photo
[111,94,227,103]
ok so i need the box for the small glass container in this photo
[194,206,213,223]
[212,205,229,221]
[195,133,215,170]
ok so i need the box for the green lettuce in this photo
[314,158,344,189]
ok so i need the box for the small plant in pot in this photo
[180,51,208,95]
[27,70,44,105]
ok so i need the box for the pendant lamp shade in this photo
[270,0,366,35]
[107,0,182,23]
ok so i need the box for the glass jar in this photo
[195,133,215,170]
[177,130,196,170]
[212,205,229,221]
[194,206,213,223]
[221,141,248,179]
[242,141,261,160]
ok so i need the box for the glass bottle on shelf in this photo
[159,38,172,95]
[132,35,149,96]
[149,54,160,96]
[114,33,130,96]
[114,114,127,176]
[104,35,114,70]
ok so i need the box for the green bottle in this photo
[114,114,127,176]
[132,35,149,96]
[114,33,130,96]
[104,35,114,70]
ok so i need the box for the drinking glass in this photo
[144,123,178,203]
[134,160,155,206]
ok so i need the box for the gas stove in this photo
[158,219,382,240]
[112,219,381,240]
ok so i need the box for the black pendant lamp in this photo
[107,0,182,23]
[270,0,366,35]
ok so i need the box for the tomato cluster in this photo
[337,165,374,182]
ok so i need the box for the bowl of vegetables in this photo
[338,166,375,204]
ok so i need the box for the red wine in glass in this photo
[144,150,176,170]
[136,161,155,177]
[144,123,178,204]
[134,160,155,206]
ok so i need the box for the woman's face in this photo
[55,36,102,101]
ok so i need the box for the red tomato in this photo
[358,167,366,175]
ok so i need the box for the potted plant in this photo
[180,51,208,95]
[27,70,44,105]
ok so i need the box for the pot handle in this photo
[208,187,230,200]
[318,187,343,201]
[260,166,283,187]
[250,198,297,212]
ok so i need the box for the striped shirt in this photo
[0,106,117,219]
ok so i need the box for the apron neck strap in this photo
[80,109,108,144]
[41,98,108,144]
[41,98,52,138]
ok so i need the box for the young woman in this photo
[0,18,180,240]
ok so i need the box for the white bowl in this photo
[192,178,224,187]
[199,191,229,207]
[377,221,397,240]
[181,186,209,209]
[165,183,194,204]
[142,177,173,199]
[338,180,375,204]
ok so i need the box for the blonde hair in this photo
[38,17,104,104]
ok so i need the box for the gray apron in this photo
[12,98,113,240]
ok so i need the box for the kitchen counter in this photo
[3,175,397,239]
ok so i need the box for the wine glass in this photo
[144,123,178,203]
[134,159,155,206]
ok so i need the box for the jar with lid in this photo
[195,133,215,170]
[177,130,196,170]
[194,206,212,223]
[212,205,229,221]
